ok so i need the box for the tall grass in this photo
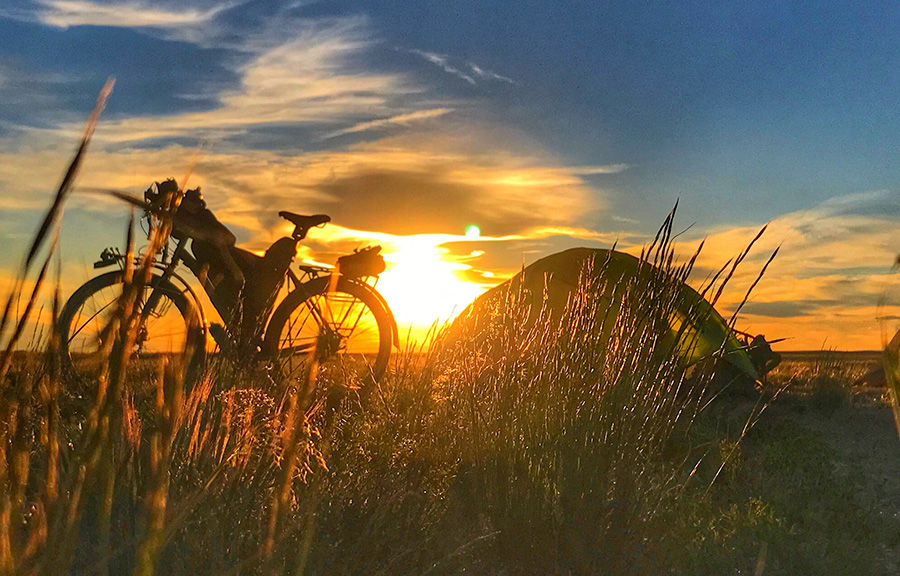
[155,211,760,574]
[0,107,785,573]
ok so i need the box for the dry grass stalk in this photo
[0,78,114,377]
[132,359,183,576]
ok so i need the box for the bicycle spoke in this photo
[72,300,115,340]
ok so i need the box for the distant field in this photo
[767,349,886,393]
[778,350,883,363]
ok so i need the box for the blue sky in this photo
[0,0,898,348]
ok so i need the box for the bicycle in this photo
[57,186,398,391]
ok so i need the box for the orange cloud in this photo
[660,194,900,350]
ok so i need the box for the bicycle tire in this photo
[264,276,393,389]
[58,270,206,386]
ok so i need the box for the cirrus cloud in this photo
[670,190,900,349]
[34,0,231,29]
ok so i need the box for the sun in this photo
[299,224,499,343]
[375,236,490,337]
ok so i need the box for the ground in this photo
[720,351,900,575]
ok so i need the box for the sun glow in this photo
[376,237,491,337]
[301,224,498,342]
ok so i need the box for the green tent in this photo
[453,247,759,381]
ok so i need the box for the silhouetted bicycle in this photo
[58,186,398,390]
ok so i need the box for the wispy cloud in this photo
[0,62,81,114]
[569,164,628,176]
[408,49,514,86]
[321,107,454,140]
[468,62,514,84]
[410,50,476,84]
[73,16,419,142]
[35,0,229,29]
[0,9,498,148]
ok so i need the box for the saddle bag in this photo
[336,246,386,278]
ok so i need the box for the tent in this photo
[452,247,759,382]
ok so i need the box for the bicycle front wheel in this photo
[58,270,205,388]
[264,276,393,389]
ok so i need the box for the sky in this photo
[0,0,898,349]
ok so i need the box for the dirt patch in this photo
[757,396,900,573]
[798,402,900,509]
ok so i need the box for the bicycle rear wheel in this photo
[58,270,205,389]
[264,276,393,390]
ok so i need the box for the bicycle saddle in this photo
[278,212,331,239]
